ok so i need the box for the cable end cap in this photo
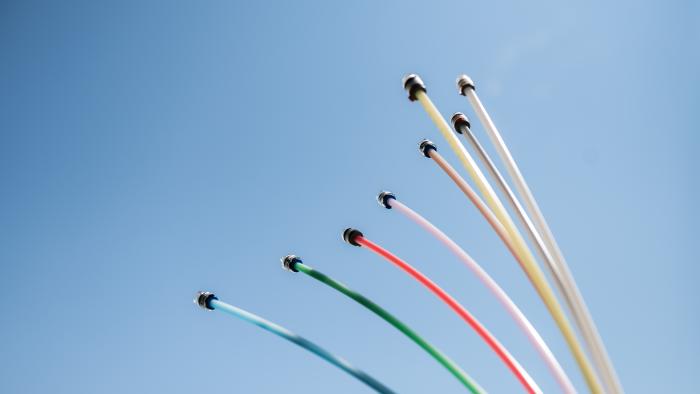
[377,191,396,209]
[419,139,437,158]
[402,73,426,101]
[451,112,471,132]
[456,74,475,95]
[194,291,218,311]
[342,228,364,247]
[281,254,301,272]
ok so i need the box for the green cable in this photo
[291,260,486,394]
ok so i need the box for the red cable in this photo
[356,235,540,394]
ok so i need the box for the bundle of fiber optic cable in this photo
[193,74,622,394]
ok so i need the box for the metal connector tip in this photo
[402,73,426,101]
[451,112,471,133]
[456,74,475,95]
[419,139,437,158]
[377,191,396,209]
[194,291,218,311]
[281,254,301,272]
[342,228,364,247]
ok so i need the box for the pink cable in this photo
[388,198,576,393]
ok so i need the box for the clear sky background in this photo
[1,1,698,393]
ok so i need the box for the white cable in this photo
[387,197,576,393]
[459,78,623,394]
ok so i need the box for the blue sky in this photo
[1,1,698,392]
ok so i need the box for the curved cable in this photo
[405,76,601,392]
[196,293,396,393]
[452,116,593,390]
[348,233,542,394]
[424,146,601,393]
[286,259,485,394]
[460,84,623,394]
[384,196,575,393]
[452,117,570,286]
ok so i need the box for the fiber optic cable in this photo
[404,74,601,393]
[419,139,601,392]
[342,228,542,394]
[450,112,563,282]
[377,191,575,393]
[194,291,396,394]
[456,75,622,394]
[281,255,485,394]
[451,112,591,389]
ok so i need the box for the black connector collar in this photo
[282,254,302,272]
[377,191,396,209]
[456,74,475,95]
[451,112,471,133]
[195,291,218,311]
[419,139,437,158]
[402,74,426,102]
[342,228,364,247]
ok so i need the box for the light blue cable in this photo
[206,297,397,394]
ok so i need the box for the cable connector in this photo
[281,254,302,272]
[194,291,218,311]
[456,74,475,95]
[402,74,426,101]
[451,112,471,133]
[342,228,364,247]
[419,139,437,158]
[377,191,396,209]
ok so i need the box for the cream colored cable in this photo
[402,74,602,393]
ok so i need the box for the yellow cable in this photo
[415,90,603,393]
